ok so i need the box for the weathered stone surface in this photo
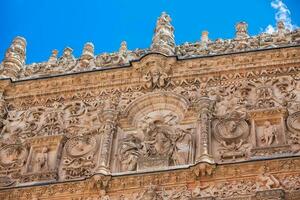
[0,12,300,200]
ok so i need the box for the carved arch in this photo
[123,91,190,127]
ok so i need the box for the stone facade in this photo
[0,12,300,199]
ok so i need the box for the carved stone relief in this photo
[118,111,194,172]
[61,135,99,179]
[21,135,63,182]
[134,55,176,90]
[249,108,291,157]
[0,15,299,198]
[0,143,28,186]
[212,118,251,161]
[116,91,194,172]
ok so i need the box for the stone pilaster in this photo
[195,97,215,164]
[96,108,118,175]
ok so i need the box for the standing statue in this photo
[34,147,49,172]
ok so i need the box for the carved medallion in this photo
[64,136,97,158]
[62,135,98,179]
[0,176,14,187]
[213,119,249,143]
[287,111,300,134]
[0,144,28,168]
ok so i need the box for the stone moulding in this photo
[0,157,299,199]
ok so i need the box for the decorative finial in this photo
[235,22,249,39]
[201,31,209,43]
[48,49,58,65]
[80,42,94,68]
[63,47,73,56]
[119,41,128,54]
[82,42,94,58]
[277,21,286,34]
[58,47,75,66]
[1,36,27,78]
[150,12,175,56]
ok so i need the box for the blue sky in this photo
[1,0,299,63]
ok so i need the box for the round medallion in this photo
[0,144,27,167]
[65,136,97,157]
[213,119,249,143]
[287,111,300,133]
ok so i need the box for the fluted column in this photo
[96,108,118,175]
[195,97,215,164]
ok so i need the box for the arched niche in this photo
[123,91,190,128]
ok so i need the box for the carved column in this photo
[96,108,118,175]
[195,97,215,164]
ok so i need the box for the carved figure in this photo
[144,66,169,89]
[136,185,163,200]
[260,121,279,146]
[142,121,172,157]
[257,167,280,189]
[192,183,215,198]
[119,135,142,171]
[34,147,49,172]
